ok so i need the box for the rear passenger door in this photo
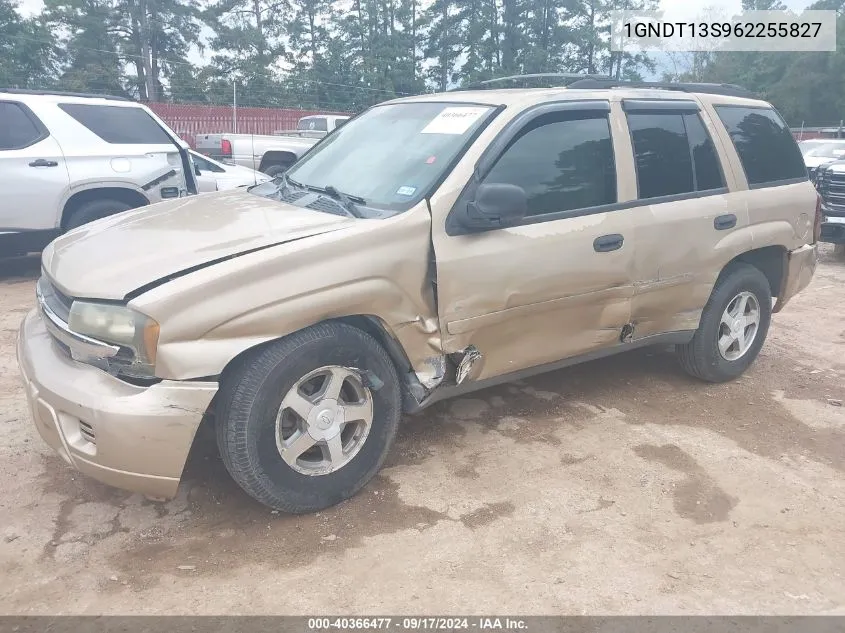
[0,100,70,232]
[711,105,814,249]
[621,100,751,339]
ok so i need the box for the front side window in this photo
[627,111,725,200]
[59,103,173,145]
[715,106,807,187]
[284,102,495,210]
[482,112,617,217]
[0,102,45,150]
[191,153,224,173]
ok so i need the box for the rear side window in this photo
[627,111,725,200]
[0,102,46,150]
[58,103,173,145]
[715,106,806,187]
[298,117,328,131]
[483,112,617,217]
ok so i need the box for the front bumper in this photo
[17,309,218,499]
[773,243,818,314]
[820,218,845,244]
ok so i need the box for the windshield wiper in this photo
[301,183,365,218]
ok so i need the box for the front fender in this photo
[129,204,441,381]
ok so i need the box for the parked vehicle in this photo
[19,78,818,513]
[798,139,845,182]
[194,115,348,177]
[274,114,351,139]
[0,89,197,257]
[815,160,845,248]
[190,150,270,193]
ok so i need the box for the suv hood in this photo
[43,189,356,300]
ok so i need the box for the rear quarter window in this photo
[0,102,47,150]
[714,105,807,188]
[58,103,174,145]
[298,117,328,131]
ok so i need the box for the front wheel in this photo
[215,322,402,513]
[676,263,772,383]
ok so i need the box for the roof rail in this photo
[448,73,612,91]
[0,88,132,101]
[565,78,755,99]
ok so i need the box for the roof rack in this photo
[448,73,611,91]
[566,78,755,99]
[0,88,131,101]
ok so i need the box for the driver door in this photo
[431,101,638,382]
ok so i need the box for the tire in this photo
[65,199,132,231]
[676,262,772,383]
[263,163,292,178]
[215,322,402,513]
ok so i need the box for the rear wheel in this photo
[676,263,772,383]
[65,199,132,231]
[215,322,402,513]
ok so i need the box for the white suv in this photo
[0,90,197,256]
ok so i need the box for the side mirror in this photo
[194,165,202,177]
[462,183,527,230]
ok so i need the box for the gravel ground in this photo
[0,248,843,615]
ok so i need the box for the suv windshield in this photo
[283,102,495,211]
[802,141,845,159]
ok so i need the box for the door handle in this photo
[28,159,59,167]
[593,234,624,252]
[714,214,737,230]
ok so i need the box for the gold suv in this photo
[17,79,819,513]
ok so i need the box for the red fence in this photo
[147,103,349,148]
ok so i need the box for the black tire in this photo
[676,263,772,383]
[215,322,402,513]
[65,199,132,231]
[262,163,292,178]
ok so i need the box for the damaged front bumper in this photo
[17,309,218,499]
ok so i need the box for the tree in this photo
[204,0,289,97]
[116,0,203,101]
[0,0,55,88]
[43,0,128,95]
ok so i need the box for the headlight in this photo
[68,301,160,377]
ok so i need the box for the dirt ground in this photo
[0,248,843,615]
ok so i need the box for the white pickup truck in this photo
[195,114,350,177]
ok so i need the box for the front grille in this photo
[78,420,96,445]
[819,168,845,211]
[37,276,73,323]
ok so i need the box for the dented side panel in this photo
[427,101,637,381]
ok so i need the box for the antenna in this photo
[251,132,257,186]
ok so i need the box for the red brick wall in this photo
[148,103,350,148]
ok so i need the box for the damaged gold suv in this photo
[18,78,819,513]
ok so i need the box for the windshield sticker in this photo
[421,107,488,135]
[425,155,437,164]
[396,186,417,196]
